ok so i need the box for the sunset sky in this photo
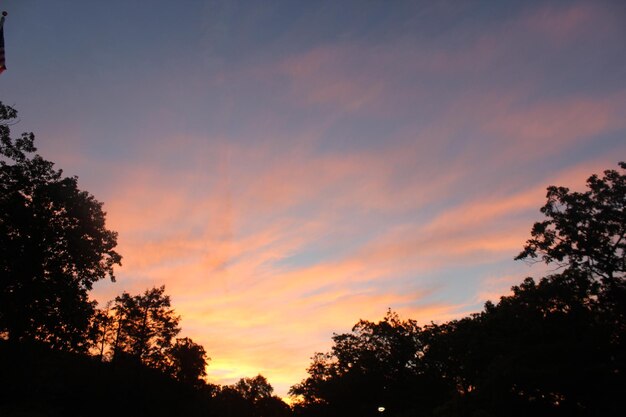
[2,0,625,397]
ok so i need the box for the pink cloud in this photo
[278,44,386,112]
[272,0,623,133]
[521,2,603,43]
[482,92,626,150]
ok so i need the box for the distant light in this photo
[378,406,385,412]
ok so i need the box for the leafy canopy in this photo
[0,102,121,350]
[292,163,626,417]
[108,286,181,369]
[516,162,626,280]
[170,337,209,387]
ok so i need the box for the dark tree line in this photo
[290,163,625,417]
[1,100,624,416]
[208,375,291,417]
[0,102,290,416]
[1,102,121,350]
[0,102,206,381]
[91,285,210,386]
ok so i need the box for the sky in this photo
[1,0,625,397]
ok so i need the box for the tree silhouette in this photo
[516,162,626,281]
[424,270,622,416]
[170,337,209,387]
[426,164,626,416]
[234,374,274,403]
[217,375,291,417]
[107,286,181,371]
[0,103,227,416]
[92,300,115,360]
[0,102,121,350]
[293,164,625,417]
[290,311,451,417]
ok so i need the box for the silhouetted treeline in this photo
[290,163,625,417]
[0,339,292,417]
[2,100,624,416]
[290,271,623,416]
[0,102,290,416]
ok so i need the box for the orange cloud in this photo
[482,92,626,150]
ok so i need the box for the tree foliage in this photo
[290,311,451,417]
[0,102,121,350]
[514,162,626,370]
[516,162,626,280]
[292,163,626,417]
[170,337,209,387]
[96,286,181,370]
[424,269,621,416]
[234,374,275,403]
[91,286,214,388]
[0,103,224,415]
[212,375,290,417]
[292,274,623,416]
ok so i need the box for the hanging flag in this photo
[0,12,7,74]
